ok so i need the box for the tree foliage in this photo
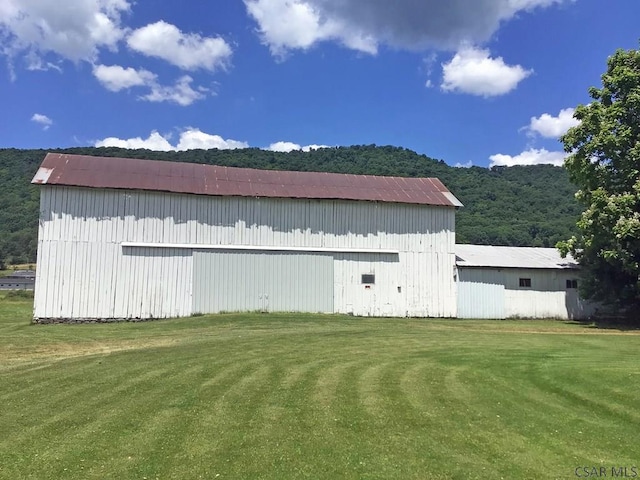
[0,146,582,266]
[558,44,640,311]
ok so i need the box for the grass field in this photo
[0,293,638,479]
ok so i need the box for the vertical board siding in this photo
[35,187,193,320]
[193,251,333,314]
[117,247,192,319]
[457,267,592,320]
[35,186,457,319]
[457,269,506,319]
[503,269,590,319]
[334,252,402,317]
[331,251,456,318]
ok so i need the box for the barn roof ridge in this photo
[32,152,464,207]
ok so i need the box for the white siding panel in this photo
[114,247,192,319]
[332,251,457,318]
[405,252,456,318]
[503,269,588,319]
[35,186,457,320]
[457,269,506,319]
[193,251,333,314]
[456,267,593,319]
[36,188,192,320]
[334,253,400,316]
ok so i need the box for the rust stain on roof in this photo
[32,153,463,207]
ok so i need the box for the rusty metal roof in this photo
[32,153,463,207]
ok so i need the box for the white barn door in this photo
[192,251,334,314]
[457,268,506,319]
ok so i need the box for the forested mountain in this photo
[0,146,581,266]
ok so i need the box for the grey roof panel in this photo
[455,244,579,269]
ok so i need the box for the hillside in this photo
[0,146,581,265]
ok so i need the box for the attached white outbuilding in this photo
[455,244,593,319]
[32,153,463,321]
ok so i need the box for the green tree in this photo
[558,44,640,313]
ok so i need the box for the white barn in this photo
[32,153,463,322]
[455,244,593,319]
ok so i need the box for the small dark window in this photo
[362,274,375,285]
[519,278,532,288]
[566,279,578,289]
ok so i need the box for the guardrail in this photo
[0,274,35,290]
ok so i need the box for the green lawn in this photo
[0,293,638,480]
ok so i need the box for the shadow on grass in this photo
[564,315,640,331]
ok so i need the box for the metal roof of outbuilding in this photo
[31,153,463,207]
[455,244,579,269]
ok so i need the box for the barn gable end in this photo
[32,153,461,321]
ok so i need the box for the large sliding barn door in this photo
[192,251,334,314]
[457,268,506,319]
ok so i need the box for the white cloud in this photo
[454,160,473,168]
[423,52,438,88]
[177,129,249,150]
[0,0,129,65]
[31,113,53,130]
[141,75,208,106]
[22,53,63,73]
[0,4,234,81]
[303,144,330,151]
[441,45,532,97]
[489,148,566,167]
[93,64,156,92]
[244,0,572,56]
[95,130,333,153]
[95,131,173,150]
[268,141,303,152]
[95,129,249,151]
[244,0,376,57]
[127,21,232,71]
[267,141,329,152]
[527,107,580,138]
[92,65,209,106]
[507,0,568,10]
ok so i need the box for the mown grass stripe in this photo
[1,295,639,479]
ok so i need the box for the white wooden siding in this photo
[502,269,591,319]
[456,267,592,319]
[333,251,456,317]
[34,241,192,319]
[457,269,505,319]
[35,186,457,320]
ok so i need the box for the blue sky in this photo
[1,0,638,168]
